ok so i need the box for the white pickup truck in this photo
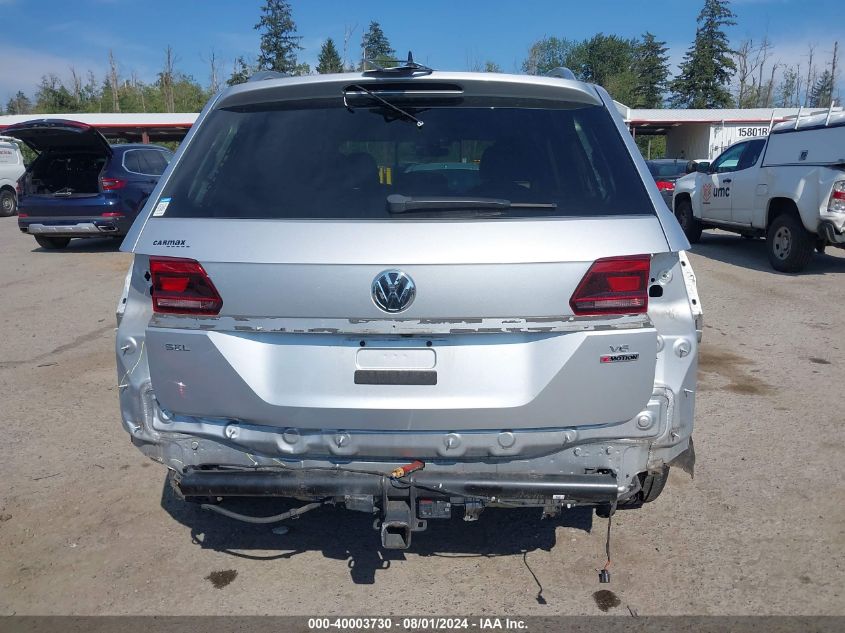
[673,111,845,272]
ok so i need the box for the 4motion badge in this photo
[601,344,638,363]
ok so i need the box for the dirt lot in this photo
[0,218,843,616]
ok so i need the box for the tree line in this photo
[2,0,840,116]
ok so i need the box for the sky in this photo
[0,0,842,106]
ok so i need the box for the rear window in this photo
[646,161,685,179]
[123,149,171,176]
[159,100,654,220]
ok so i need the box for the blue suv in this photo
[4,119,172,249]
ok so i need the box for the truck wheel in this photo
[34,236,70,250]
[766,214,814,272]
[674,199,702,243]
[0,189,16,217]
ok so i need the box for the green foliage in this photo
[5,91,33,115]
[521,37,573,75]
[255,0,303,74]
[360,21,395,69]
[34,74,76,113]
[568,34,637,87]
[5,0,825,121]
[775,66,800,107]
[317,38,344,74]
[227,56,256,86]
[808,70,834,107]
[633,33,670,108]
[169,74,208,111]
[572,34,639,104]
[522,34,640,104]
[669,0,737,108]
[635,134,666,159]
[469,59,502,72]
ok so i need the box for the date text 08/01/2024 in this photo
[307,617,529,631]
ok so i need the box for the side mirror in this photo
[685,160,696,174]
[696,161,711,174]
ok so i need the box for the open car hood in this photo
[1,119,112,155]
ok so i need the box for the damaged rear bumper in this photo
[174,467,620,503]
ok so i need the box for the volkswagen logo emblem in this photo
[372,269,416,313]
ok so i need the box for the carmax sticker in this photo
[152,197,171,217]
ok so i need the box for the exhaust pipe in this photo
[381,500,413,550]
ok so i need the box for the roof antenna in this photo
[362,51,433,76]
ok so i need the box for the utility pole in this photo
[831,41,839,106]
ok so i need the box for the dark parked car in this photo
[3,119,172,249]
[645,159,688,207]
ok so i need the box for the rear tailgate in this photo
[127,72,675,434]
[138,216,666,431]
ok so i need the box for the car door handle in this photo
[722,178,732,183]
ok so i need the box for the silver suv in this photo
[116,65,700,550]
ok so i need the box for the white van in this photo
[0,136,25,216]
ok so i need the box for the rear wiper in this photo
[344,84,424,128]
[387,194,557,214]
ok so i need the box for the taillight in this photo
[569,255,651,315]
[18,212,27,218]
[100,177,127,191]
[829,181,845,213]
[149,256,223,315]
[656,180,675,192]
[101,211,124,218]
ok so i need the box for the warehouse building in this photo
[619,104,842,160]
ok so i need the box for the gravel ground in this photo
[0,219,843,616]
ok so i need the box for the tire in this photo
[34,235,70,250]
[674,198,702,243]
[639,465,670,503]
[766,213,814,272]
[0,189,16,217]
[603,466,671,515]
